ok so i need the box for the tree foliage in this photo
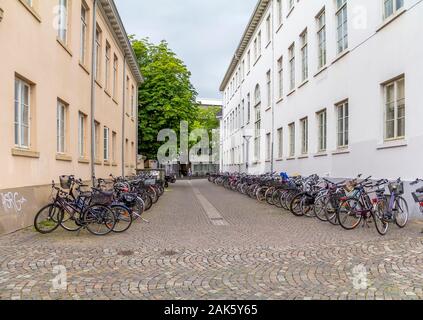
[131,37,199,160]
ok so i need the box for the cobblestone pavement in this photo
[1,179,423,300]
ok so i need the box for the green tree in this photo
[131,37,198,160]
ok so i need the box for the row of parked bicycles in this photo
[208,172,423,236]
[34,173,166,236]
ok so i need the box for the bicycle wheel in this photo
[302,196,316,218]
[61,209,83,232]
[337,198,363,230]
[272,189,283,208]
[34,204,63,234]
[314,195,329,222]
[374,201,389,235]
[130,197,145,221]
[111,205,133,233]
[290,193,305,216]
[265,187,275,205]
[394,196,409,228]
[256,187,268,203]
[326,198,339,225]
[83,204,116,236]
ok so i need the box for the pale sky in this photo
[114,0,257,100]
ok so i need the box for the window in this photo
[80,4,88,64]
[300,30,308,82]
[112,131,116,162]
[277,128,283,158]
[300,118,308,155]
[241,60,245,80]
[258,32,262,56]
[247,93,251,123]
[277,57,283,99]
[104,127,109,161]
[24,0,34,7]
[113,54,118,98]
[384,77,405,140]
[288,0,294,11]
[57,0,68,43]
[56,100,66,153]
[317,9,326,69]
[247,50,251,72]
[289,123,295,157]
[266,133,271,161]
[95,26,102,81]
[276,0,283,26]
[105,42,111,91]
[241,99,245,126]
[254,39,258,61]
[254,85,261,160]
[336,0,348,54]
[126,76,130,113]
[266,15,272,44]
[266,70,272,107]
[238,105,241,129]
[78,112,87,158]
[384,0,404,19]
[317,109,327,152]
[289,44,295,90]
[336,101,349,148]
[94,121,100,160]
[131,85,135,117]
[14,78,31,148]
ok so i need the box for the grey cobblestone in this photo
[0,180,423,300]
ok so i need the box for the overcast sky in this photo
[114,0,257,100]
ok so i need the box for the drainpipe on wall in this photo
[135,84,139,172]
[90,0,98,186]
[121,56,127,177]
[270,0,276,174]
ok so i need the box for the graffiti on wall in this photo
[0,192,27,214]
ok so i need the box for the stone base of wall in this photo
[0,184,52,235]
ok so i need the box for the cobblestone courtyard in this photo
[1,180,423,300]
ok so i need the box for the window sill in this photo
[331,50,350,65]
[287,89,296,97]
[314,152,328,158]
[376,9,406,33]
[95,80,103,89]
[265,106,271,112]
[78,158,90,164]
[276,23,283,34]
[112,162,118,167]
[131,117,135,122]
[56,154,72,162]
[275,158,283,162]
[287,157,295,161]
[298,155,309,159]
[94,160,102,165]
[314,66,328,78]
[105,90,112,98]
[298,80,309,89]
[286,6,294,18]
[103,160,111,166]
[57,39,73,57]
[377,139,407,150]
[12,148,40,158]
[126,112,131,118]
[253,55,262,67]
[276,97,284,104]
[265,41,271,49]
[332,148,350,156]
[112,98,119,105]
[79,62,90,75]
[18,0,42,22]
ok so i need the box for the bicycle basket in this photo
[122,193,137,207]
[59,175,72,189]
[144,179,156,186]
[388,182,404,195]
[412,192,423,203]
[90,191,114,206]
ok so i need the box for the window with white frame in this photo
[317,9,327,69]
[80,4,88,65]
[266,15,272,44]
[300,117,308,155]
[289,122,295,157]
[276,0,283,26]
[57,100,66,154]
[104,126,109,160]
[289,43,295,90]
[241,99,245,126]
[113,54,118,98]
[266,70,272,108]
[57,0,68,43]
[95,26,102,81]
[336,0,348,54]
[14,78,31,148]
[254,39,258,61]
[247,50,251,72]
[78,112,86,158]
[288,0,294,11]
[254,85,261,160]
[277,57,283,99]
[258,32,262,56]
[384,77,405,140]
[105,42,111,91]
[242,60,245,80]
[300,30,308,82]
[317,109,327,152]
[266,133,271,161]
[336,101,349,148]
[277,128,283,158]
[247,93,251,123]
[384,0,404,19]
[94,121,100,160]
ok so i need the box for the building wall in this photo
[0,0,140,234]
[221,0,423,215]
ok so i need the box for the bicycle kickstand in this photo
[141,217,150,223]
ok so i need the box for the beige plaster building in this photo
[0,0,143,234]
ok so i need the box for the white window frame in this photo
[277,128,283,158]
[300,29,308,82]
[80,3,88,64]
[104,126,109,161]
[289,44,295,90]
[336,101,349,148]
[317,109,327,152]
[383,0,404,20]
[57,100,66,154]
[336,0,348,54]
[14,78,31,149]
[78,112,86,158]
[289,123,295,157]
[317,9,327,69]
[384,77,405,141]
[277,57,283,99]
[300,117,308,155]
[57,0,68,44]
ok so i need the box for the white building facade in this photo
[220,0,423,182]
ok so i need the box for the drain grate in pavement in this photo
[161,250,179,256]
[118,250,134,257]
